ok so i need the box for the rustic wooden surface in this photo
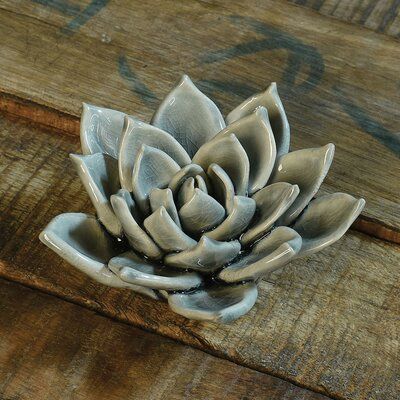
[0,0,399,243]
[0,1,399,399]
[0,278,330,400]
[290,0,400,38]
[0,115,399,400]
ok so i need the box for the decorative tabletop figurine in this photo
[40,75,365,323]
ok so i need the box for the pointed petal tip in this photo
[38,229,49,246]
[326,142,335,152]
[267,82,278,93]
[227,132,238,141]
[323,142,335,160]
[81,102,95,116]
[69,153,87,168]
[254,105,269,119]
[346,195,366,216]
[321,143,335,169]
[175,74,196,91]
[122,114,131,130]
[357,197,366,210]
[69,153,80,163]
[290,183,300,197]
[80,103,96,122]
[180,73,191,83]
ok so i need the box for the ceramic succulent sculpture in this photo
[40,75,365,323]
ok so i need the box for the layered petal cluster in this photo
[40,76,365,323]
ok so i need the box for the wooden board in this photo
[1,115,399,400]
[0,0,399,242]
[289,0,400,38]
[0,279,329,400]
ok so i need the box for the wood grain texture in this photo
[290,0,400,38]
[0,0,399,242]
[0,279,329,400]
[1,116,399,400]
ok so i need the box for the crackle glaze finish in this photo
[40,75,365,323]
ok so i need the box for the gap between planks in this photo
[0,277,330,400]
[0,269,335,400]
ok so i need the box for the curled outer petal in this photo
[70,153,122,237]
[270,144,335,226]
[219,227,302,283]
[39,213,158,299]
[168,282,258,323]
[293,193,365,257]
[109,251,203,291]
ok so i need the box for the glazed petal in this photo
[70,153,122,237]
[195,175,208,194]
[80,104,125,159]
[109,251,202,290]
[149,188,181,228]
[169,164,205,195]
[215,107,276,195]
[177,177,195,209]
[226,83,290,158]
[293,193,365,257]
[132,145,180,215]
[207,164,235,213]
[179,189,225,235]
[219,227,302,283]
[144,206,197,252]
[240,182,299,246]
[164,236,241,272]
[151,75,226,157]
[205,196,256,241]
[192,134,250,195]
[270,144,335,226]
[119,117,191,191]
[39,213,158,299]
[110,190,163,260]
[168,282,258,323]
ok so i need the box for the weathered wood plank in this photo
[0,279,329,400]
[0,0,399,242]
[1,116,399,400]
[289,0,400,38]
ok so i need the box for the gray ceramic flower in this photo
[40,75,365,323]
